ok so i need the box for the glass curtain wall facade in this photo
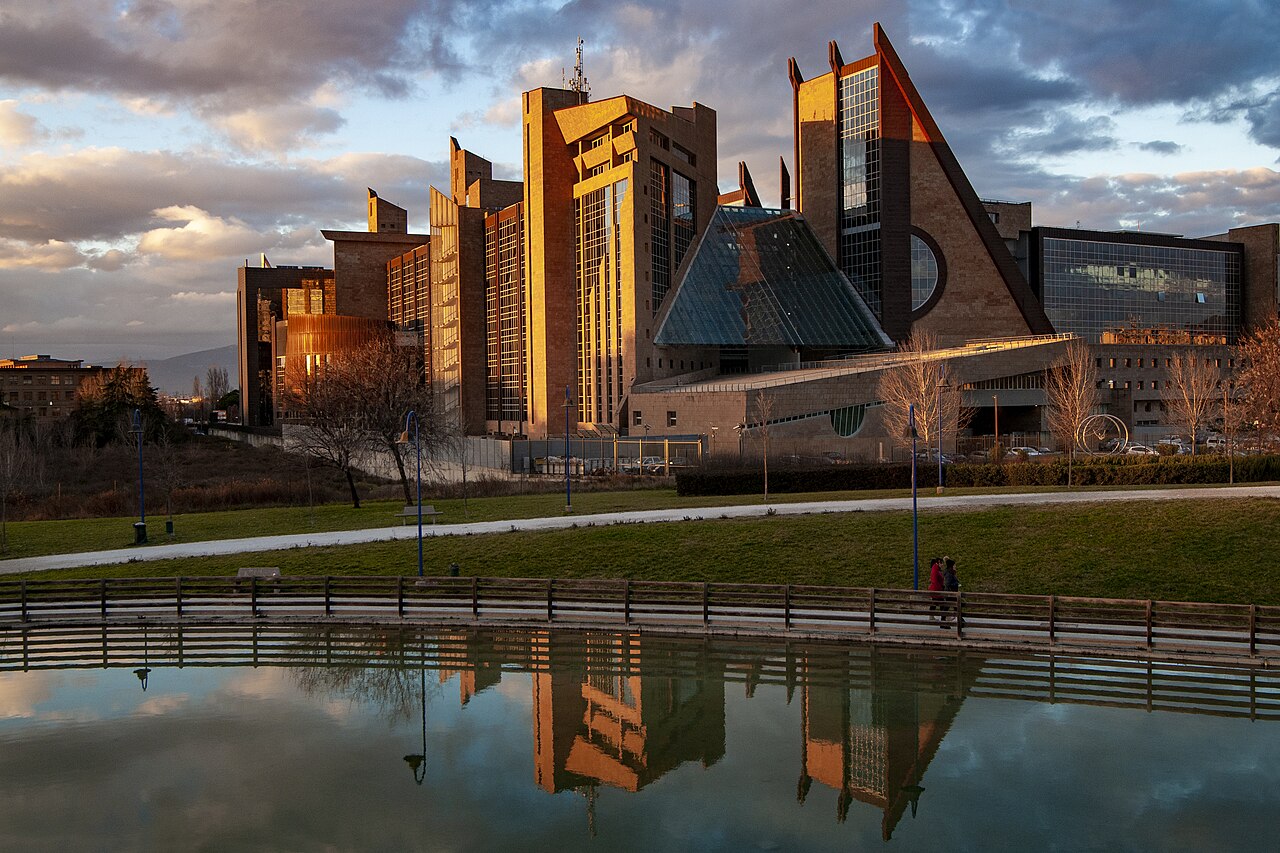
[837,66,882,316]
[575,179,628,425]
[650,161,671,313]
[430,192,463,420]
[484,206,527,427]
[388,249,431,376]
[1039,234,1242,343]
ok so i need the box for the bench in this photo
[395,504,444,525]
[237,567,281,579]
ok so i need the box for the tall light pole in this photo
[992,393,1000,456]
[132,407,146,544]
[936,372,948,495]
[563,386,572,512]
[398,411,423,577]
[403,642,426,784]
[910,403,919,591]
[710,425,718,461]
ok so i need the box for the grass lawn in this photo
[19,497,1280,606]
[0,483,1070,560]
[0,480,1257,563]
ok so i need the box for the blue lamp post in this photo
[399,410,423,577]
[132,407,147,544]
[910,403,919,591]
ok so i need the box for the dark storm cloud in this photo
[0,1,451,106]
[1138,140,1183,155]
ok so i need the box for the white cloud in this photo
[136,205,263,262]
[0,237,84,269]
[213,103,347,153]
[0,99,46,148]
[169,290,235,304]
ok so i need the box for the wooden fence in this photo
[0,576,1277,664]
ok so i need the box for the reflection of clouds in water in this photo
[494,672,532,707]
[0,671,56,718]
[135,694,189,716]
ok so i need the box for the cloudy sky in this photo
[1,0,1278,363]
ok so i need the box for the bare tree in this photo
[329,332,438,506]
[1165,350,1220,454]
[1236,319,1280,446]
[154,429,184,531]
[204,366,230,406]
[1044,338,1097,486]
[754,390,774,502]
[284,364,369,508]
[0,427,32,554]
[876,332,967,457]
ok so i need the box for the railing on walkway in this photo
[0,576,1276,663]
[2,623,1277,720]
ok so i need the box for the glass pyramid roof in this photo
[654,207,891,349]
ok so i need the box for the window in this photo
[667,411,677,427]
[1152,380,1160,390]
[648,128,669,149]
[1124,358,1132,368]
[910,233,940,310]
[1109,358,1116,368]
[633,411,643,426]
[672,143,695,166]
[1138,381,1144,390]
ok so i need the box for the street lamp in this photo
[910,403,919,591]
[563,386,573,512]
[403,642,426,784]
[397,411,423,577]
[936,372,949,495]
[131,408,146,544]
[992,393,1000,457]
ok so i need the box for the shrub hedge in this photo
[674,454,1280,496]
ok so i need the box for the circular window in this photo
[910,233,939,311]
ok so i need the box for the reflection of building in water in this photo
[532,631,726,793]
[798,650,977,840]
[434,631,503,706]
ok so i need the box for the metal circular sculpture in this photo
[1076,413,1130,455]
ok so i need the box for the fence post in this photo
[324,576,332,616]
[1249,604,1257,657]
[1152,596,1162,650]
[472,576,479,619]
[20,580,27,622]
[703,582,710,627]
[955,592,963,638]
[1048,595,1056,644]
[397,575,405,618]
[547,579,554,622]
[250,576,258,617]
[623,580,631,626]
[175,577,182,618]
[784,584,791,630]
[101,579,108,620]
[868,588,876,635]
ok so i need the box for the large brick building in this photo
[0,355,105,420]
[234,24,1280,459]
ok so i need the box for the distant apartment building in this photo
[0,355,105,420]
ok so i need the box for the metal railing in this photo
[2,623,1277,721]
[0,576,1275,664]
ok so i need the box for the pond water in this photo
[1,625,1277,851]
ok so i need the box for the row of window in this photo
[632,410,678,428]
[1099,356,1233,369]
[7,389,77,401]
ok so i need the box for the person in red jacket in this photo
[928,557,944,621]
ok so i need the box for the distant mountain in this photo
[143,345,237,397]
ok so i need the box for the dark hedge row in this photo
[674,455,1280,496]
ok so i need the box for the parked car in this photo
[1205,435,1228,451]
[1126,444,1159,456]
[1009,446,1042,457]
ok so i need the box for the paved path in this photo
[4,484,1279,576]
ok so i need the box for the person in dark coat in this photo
[940,557,961,626]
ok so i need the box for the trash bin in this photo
[133,522,147,545]
[448,562,460,577]
[165,520,174,536]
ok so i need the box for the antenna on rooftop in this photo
[569,36,590,104]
